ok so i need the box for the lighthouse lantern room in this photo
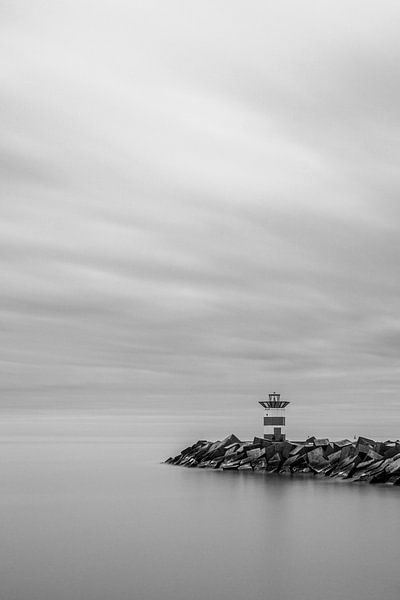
[259,392,290,441]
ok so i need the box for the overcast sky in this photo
[1,1,400,439]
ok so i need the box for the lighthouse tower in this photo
[259,392,290,441]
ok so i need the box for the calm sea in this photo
[0,415,399,600]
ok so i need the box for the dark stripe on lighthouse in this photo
[264,416,285,426]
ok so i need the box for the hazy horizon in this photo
[2,1,400,440]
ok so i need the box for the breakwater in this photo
[165,434,400,484]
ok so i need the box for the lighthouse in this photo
[259,392,290,441]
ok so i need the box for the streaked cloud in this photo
[1,1,400,438]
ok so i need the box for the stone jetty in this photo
[165,434,400,485]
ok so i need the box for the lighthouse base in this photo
[264,430,286,442]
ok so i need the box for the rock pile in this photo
[165,434,400,485]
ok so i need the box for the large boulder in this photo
[265,444,280,461]
[383,444,400,459]
[266,452,281,472]
[333,439,353,450]
[370,470,392,484]
[327,450,342,464]
[279,441,296,459]
[340,457,363,479]
[224,444,241,457]
[281,454,307,472]
[339,444,356,461]
[385,456,400,475]
[246,447,265,461]
[329,455,356,477]
[220,434,241,446]
[306,447,330,471]
[356,436,378,456]
[253,437,273,447]
[323,443,336,457]
[289,444,307,456]
[364,448,383,461]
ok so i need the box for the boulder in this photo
[246,447,265,461]
[365,448,383,461]
[383,445,400,459]
[329,456,356,477]
[386,475,400,485]
[252,436,264,445]
[385,457,400,475]
[281,454,307,472]
[224,443,240,455]
[339,444,356,461]
[209,458,224,469]
[241,443,259,453]
[340,458,363,479]
[239,456,254,466]
[266,452,281,472]
[238,463,253,471]
[289,444,307,456]
[354,458,376,471]
[203,434,241,460]
[279,441,296,459]
[220,434,241,446]
[221,461,240,470]
[224,444,240,458]
[370,471,391,484]
[352,459,386,482]
[282,455,302,468]
[314,438,330,447]
[327,450,342,464]
[333,439,353,450]
[356,436,377,457]
[253,459,267,471]
[253,437,273,447]
[193,442,213,462]
[306,447,329,471]
[324,443,336,457]
[265,444,280,461]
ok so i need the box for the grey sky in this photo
[1,1,400,438]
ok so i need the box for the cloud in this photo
[1,1,400,437]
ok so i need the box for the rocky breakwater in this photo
[165,434,400,485]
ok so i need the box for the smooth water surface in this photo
[1,433,399,600]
